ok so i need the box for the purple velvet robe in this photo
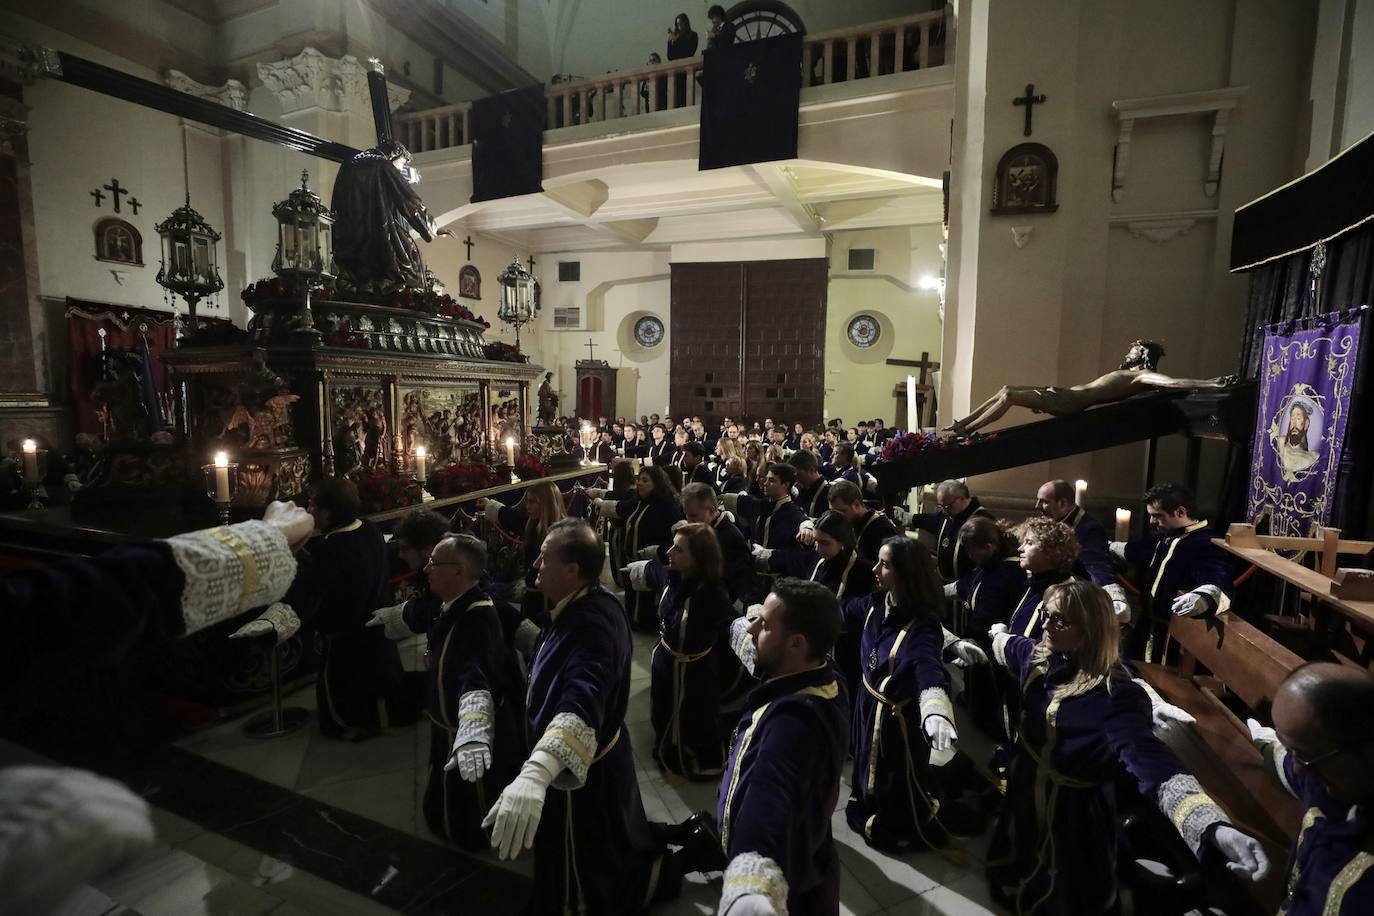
[718,664,850,916]
[839,593,951,850]
[988,635,1225,915]
[525,585,662,915]
[613,494,683,629]
[646,565,733,777]
[1060,505,1116,587]
[911,497,995,582]
[1122,521,1234,662]
[1258,737,1373,915]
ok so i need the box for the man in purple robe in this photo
[482,519,678,914]
[1250,663,1374,916]
[716,578,850,916]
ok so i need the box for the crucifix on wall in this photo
[1012,83,1047,137]
[463,235,474,260]
[103,178,130,213]
[585,338,598,362]
[887,352,941,428]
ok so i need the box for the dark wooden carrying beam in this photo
[871,382,1257,493]
[24,45,361,163]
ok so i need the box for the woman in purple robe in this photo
[986,580,1269,914]
[636,523,733,778]
[593,466,683,631]
[840,537,958,853]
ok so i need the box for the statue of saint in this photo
[946,339,1238,435]
[330,140,434,291]
[537,372,558,425]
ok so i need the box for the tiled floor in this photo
[4,621,1008,915]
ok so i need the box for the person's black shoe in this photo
[674,811,725,874]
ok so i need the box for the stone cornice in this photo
[165,69,249,112]
[256,47,410,116]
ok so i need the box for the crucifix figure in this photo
[463,235,474,260]
[585,338,598,362]
[526,255,536,274]
[1012,84,1047,137]
[128,197,141,215]
[103,178,129,213]
[89,188,105,207]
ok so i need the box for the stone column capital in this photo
[256,47,410,117]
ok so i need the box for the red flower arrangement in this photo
[513,454,547,481]
[357,472,424,513]
[426,461,506,499]
[483,341,529,363]
[240,277,490,327]
[878,430,997,463]
[324,319,368,349]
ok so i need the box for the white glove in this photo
[1212,825,1270,881]
[445,741,492,783]
[482,750,560,860]
[365,604,412,640]
[722,893,777,916]
[0,766,156,915]
[625,559,652,591]
[750,542,770,558]
[229,602,300,643]
[263,500,314,549]
[1131,677,1196,730]
[943,581,959,600]
[1104,583,1131,623]
[989,623,1008,639]
[924,716,957,751]
[1109,540,1128,561]
[584,487,606,499]
[891,505,912,526]
[231,618,275,640]
[1246,717,1278,747]
[1171,589,1213,617]
[951,639,988,666]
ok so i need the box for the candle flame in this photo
[214,451,229,467]
[21,439,36,453]
[505,437,514,446]
[415,445,426,458]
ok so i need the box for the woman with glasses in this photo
[837,536,958,854]
[628,523,732,778]
[986,580,1268,914]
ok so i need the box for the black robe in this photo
[910,497,995,582]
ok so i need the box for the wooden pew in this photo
[1135,611,1304,912]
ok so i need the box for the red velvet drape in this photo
[65,300,178,437]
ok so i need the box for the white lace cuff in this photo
[919,687,953,725]
[627,560,653,592]
[940,625,959,650]
[483,500,505,524]
[166,520,298,635]
[721,852,789,916]
[730,615,757,675]
[1156,773,1227,857]
[1256,737,1297,798]
[514,618,541,657]
[456,689,495,747]
[534,711,597,789]
[991,630,1013,667]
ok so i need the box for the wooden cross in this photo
[90,188,105,207]
[103,178,129,213]
[527,255,536,273]
[886,351,941,386]
[1013,84,1047,137]
[585,338,598,362]
[128,197,141,215]
[463,235,474,260]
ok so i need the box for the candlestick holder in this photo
[202,454,239,525]
[18,442,49,510]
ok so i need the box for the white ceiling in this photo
[448,159,943,253]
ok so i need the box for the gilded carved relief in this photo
[399,385,485,466]
[331,385,389,475]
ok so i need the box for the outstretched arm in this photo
[1133,371,1236,391]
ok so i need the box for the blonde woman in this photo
[478,480,566,623]
[986,581,1268,914]
[713,437,741,490]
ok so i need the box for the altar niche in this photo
[93,217,144,266]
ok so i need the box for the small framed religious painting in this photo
[991,142,1059,215]
[847,314,881,349]
[634,315,665,348]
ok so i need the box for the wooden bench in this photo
[1135,611,1304,912]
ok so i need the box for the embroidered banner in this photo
[1246,309,1364,535]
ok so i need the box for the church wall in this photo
[824,226,943,431]
[524,249,673,421]
[943,0,1317,514]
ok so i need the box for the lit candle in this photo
[415,445,427,483]
[213,451,230,503]
[505,436,515,466]
[907,375,918,433]
[1074,479,1088,505]
[21,439,38,480]
[1115,508,1131,542]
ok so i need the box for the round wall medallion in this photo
[633,315,665,348]
[847,314,881,348]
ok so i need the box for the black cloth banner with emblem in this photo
[470,84,546,203]
[699,32,803,171]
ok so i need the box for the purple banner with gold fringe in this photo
[1246,308,1364,536]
